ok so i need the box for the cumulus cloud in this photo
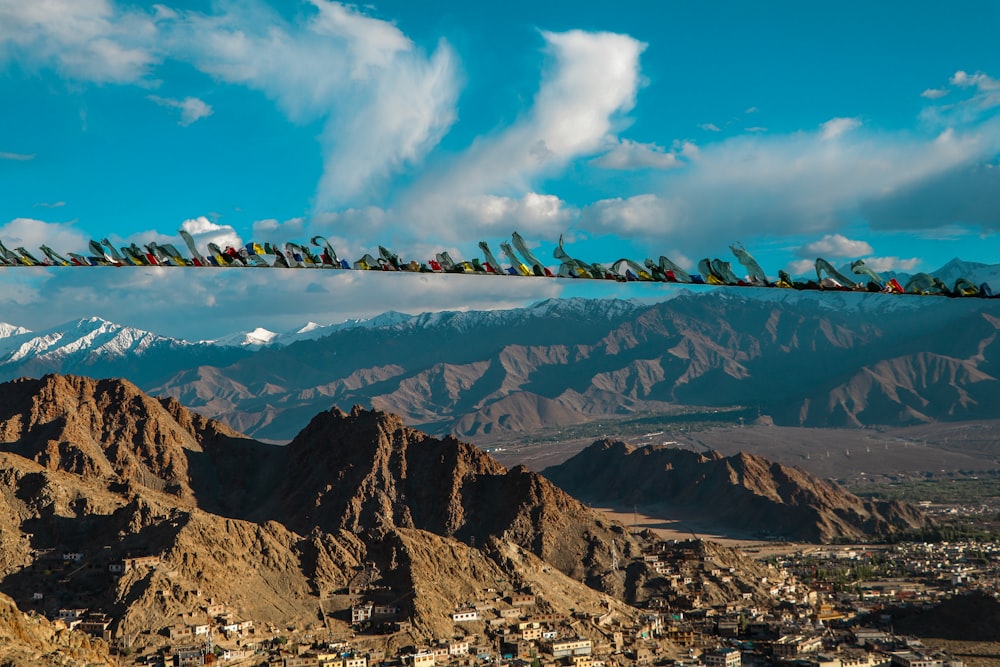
[456,193,572,236]
[592,138,684,170]
[0,151,35,161]
[147,95,213,125]
[860,162,1000,231]
[796,234,873,258]
[921,69,1000,128]
[179,216,242,250]
[698,122,721,132]
[0,218,89,253]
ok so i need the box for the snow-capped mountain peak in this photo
[0,318,191,366]
[0,322,30,339]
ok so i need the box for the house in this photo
[78,613,113,641]
[123,555,160,572]
[352,603,373,624]
[412,653,435,667]
[173,645,205,667]
[702,647,741,667]
[57,608,87,622]
[548,639,592,659]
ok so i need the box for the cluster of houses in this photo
[23,537,994,667]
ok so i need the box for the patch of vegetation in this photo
[848,475,1000,504]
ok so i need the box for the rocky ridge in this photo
[543,440,929,542]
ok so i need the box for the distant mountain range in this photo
[1,261,999,441]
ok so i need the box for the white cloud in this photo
[602,109,1000,257]
[592,138,684,170]
[745,106,758,114]
[820,117,862,140]
[147,95,213,125]
[745,126,768,133]
[455,193,573,236]
[796,234,873,258]
[179,216,242,251]
[0,151,35,160]
[698,122,721,132]
[922,70,1000,128]
[404,29,646,241]
[0,218,89,253]
[0,0,459,209]
[785,259,816,277]
[580,194,679,236]
[0,0,161,83]
[950,70,1000,91]
[920,88,948,99]
[34,201,66,208]
[862,256,919,273]
[167,0,459,209]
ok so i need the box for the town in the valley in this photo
[19,535,998,667]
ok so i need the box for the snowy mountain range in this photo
[2,258,999,441]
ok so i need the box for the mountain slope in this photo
[2,375,734,645]
[543,440,928,542]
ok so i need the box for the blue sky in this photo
[1,0,1000,338]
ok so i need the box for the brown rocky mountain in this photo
[542,440,929,542]
[0,591,113,666]
[138,294,1000,441]
[0,374,797,650]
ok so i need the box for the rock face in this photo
[0,591,113,666]
[0,374,698,646]
[269,405,635,583]
[543,440,928,542]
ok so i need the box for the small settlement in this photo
[22,539,1000,666]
